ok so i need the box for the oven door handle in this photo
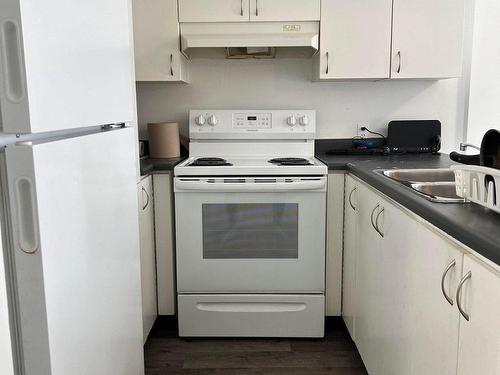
[175,179,326,192]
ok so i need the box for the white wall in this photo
[466,0,500,146]
[137,57,469,152]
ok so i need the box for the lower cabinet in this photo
[153,174,176,315]
[138,176,157,343]
[354,182,416,374]
[342,175,358,337]
[342,174,500,375]
[409,223,463,375]
[326,173,345,316]
[457,255,500,375]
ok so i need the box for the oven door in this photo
[174,176,326,293]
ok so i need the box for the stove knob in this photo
[299,115,309,126]
[287,115,297,126]
[208,115,218,126]
[195,115,206,126]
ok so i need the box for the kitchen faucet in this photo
[459,143,480,152]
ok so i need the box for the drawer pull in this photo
[196,302,306,313]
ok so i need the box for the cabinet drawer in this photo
[178,294,324,337]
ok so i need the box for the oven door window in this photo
[202,203,298,259]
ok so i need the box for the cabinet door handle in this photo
[348,186,357,211]
[326,52,330,75]
[396,51,401,73]
[375,207,384,237]
[255,0,259,16]
[456,271,472,321]
[370,203,380,233]
[170,53,174,76]
[441,259,456,305]
[241,0,244,16]
[141,186,150,210]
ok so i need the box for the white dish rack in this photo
[451,165,500,214]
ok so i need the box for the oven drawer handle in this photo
[175,179,326,192]
[196,302,307,313]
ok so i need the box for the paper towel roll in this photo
[148,122,180,158]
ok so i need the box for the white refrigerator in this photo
[0,0,144,374]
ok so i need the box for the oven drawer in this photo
[178,294,325,337]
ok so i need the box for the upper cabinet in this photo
[249,0,320,22]
[179,0,250,22]
[314,0,392,80]
[391,0,465,79]
[133,0,189,82]
[179,0,319,22]
[314,0,465,80]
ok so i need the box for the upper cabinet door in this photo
[0,0,135,134]
[249,0,320,21]
[316,0,392,80]
[179,0,250,22]
[133,0,189,82]
[391,0,465,79]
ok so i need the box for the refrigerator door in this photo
[4,127,143,375]
[0,0,135,134]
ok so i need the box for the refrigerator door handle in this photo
[14,177,40,254]
[0,19,26,103]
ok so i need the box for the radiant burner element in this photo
[268,157,313,166]
[189,157,233,166]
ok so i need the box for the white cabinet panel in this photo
[179,0,250,22]
[342,175,358,338]
[326,173,344,316]
[457,255,500,375]
[0,0,135,133]
[315,0,392,80]
[133,0,189,82]
[249,0,319,21]
[410,223,463,375]
[391,0,465,79]
[138,176,157,343]
[153,174,176,315]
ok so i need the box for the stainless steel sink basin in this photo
[410,182,465,203]
[378,168,466,203]
[382,168,456,183]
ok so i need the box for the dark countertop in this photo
[316,152,500,267]
[140,156,186,176]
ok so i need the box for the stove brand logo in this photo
[283,24,301,32]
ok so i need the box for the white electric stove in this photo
[174,110,327,338]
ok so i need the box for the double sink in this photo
[380,169,465,203]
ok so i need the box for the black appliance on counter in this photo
[387,120,441,154]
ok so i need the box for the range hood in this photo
[180,22,319,58]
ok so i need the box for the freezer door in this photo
[0,0,135,133]
[4,128,143,375]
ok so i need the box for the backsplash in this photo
[136,57,468,153]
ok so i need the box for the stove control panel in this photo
[234,113,272,129]
[189,110,316,140]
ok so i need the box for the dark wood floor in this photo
[144,317,368,375]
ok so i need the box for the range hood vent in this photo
[180,22,319,58]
